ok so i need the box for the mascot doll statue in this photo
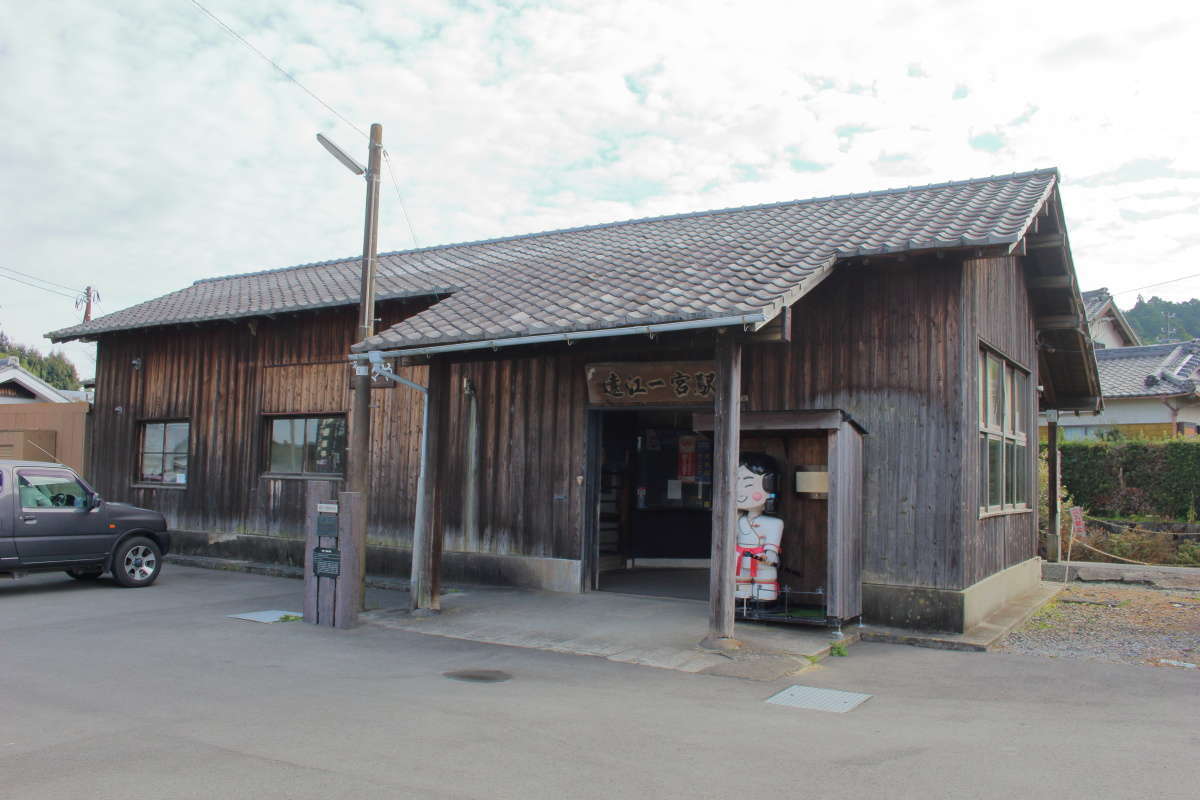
[734,454,783,604]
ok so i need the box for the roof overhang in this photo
[1011,187,1104,413]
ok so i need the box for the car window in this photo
[17,471,89,509]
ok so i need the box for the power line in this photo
[0,265,82,294]
[0,272,80,301]
[188,0,422,249]
[383,151,420,249]
[188,0,368,139]
[1113,271,1200,298]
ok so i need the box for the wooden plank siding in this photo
[742,256,966,590]
[438,353,591,561]
[88,300,429,552]
[961,254,1039,586]
[85,250,1040,597]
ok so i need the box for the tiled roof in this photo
[1096,341,1200,398]
[1081,288,1111,321]
[49,169,1059,347]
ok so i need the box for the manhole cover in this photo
[443,669,512,683]
[765,684,872,713]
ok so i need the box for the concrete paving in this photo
[2,565,1198,800]
[365,583,850,678]
[1044,559,1200,590]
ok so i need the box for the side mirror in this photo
[89,493,103,510]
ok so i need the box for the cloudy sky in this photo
[1,0,1197,377]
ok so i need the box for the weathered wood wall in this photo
[89,301,428,548]
[742,256,967,589]
[961,254,1038,586]
[86,250,1039,595]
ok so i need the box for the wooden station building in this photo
[50,169,1101,634]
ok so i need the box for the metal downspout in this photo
[369,365,430,579]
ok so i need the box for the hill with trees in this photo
[0,328,81,390]
[1123,296,1200,344]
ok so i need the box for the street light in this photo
[308,124,382,629]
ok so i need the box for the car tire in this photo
[111,537,163,588]
[65,568,103,580]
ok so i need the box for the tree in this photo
[0,328,81,391]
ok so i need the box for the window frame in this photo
[262,414,347,479]
[978,345,1030,517]
[136,419,191,488]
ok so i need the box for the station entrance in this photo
[593,408,712,601]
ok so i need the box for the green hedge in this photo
[1061,440,1200,520]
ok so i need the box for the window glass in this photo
[18,471,88,509]
[141,421,189,484]
[269,416,346,475]
[979,351,987,426]
[1014,443,1028,505]
[1012,371,1027,435]
[979,434,988,508]
[988,355,1004,429]
[1004,441,1016,505]
[988,437,1004,507]
[1004,366,1014,434]
[270,418,304,474]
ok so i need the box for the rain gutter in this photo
[349,312,769,361]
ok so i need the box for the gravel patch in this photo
[999,582,1200,670]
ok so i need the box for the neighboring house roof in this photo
[50,169,1058,346]
[1080,287,1139,347]
[1096,341,1200,398]
[0,357,72,403]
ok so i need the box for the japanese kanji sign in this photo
[585,361,719,406]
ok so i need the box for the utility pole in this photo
[341,122,384,625]
[76,286,99,322]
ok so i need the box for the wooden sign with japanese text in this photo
[585,361,718,406]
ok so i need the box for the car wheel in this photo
[112,537,162,587]
[65,568,103,580]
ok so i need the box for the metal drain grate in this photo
[765,684,872,713]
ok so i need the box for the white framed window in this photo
[978,348,1029,514]
[140,421,190,485]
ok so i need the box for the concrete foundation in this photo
[169,530,582,593]
[862,557,1042,633]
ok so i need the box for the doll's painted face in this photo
[735,465,768,511]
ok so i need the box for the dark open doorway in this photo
[587,408,712,601]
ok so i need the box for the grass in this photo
[1027,599,1064,630]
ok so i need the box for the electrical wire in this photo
[188,0,422,248]
[0,272,80,301]
[0,265,82,294]
[188,0,368,139]
[1112,271,1200,298]
[383,151,420,249]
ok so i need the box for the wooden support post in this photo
[334,491,365,628]
[702,331,742,651]
[410,357,449,612]
[1046,415,1061,562]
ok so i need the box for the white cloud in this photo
[1,0,1198,375]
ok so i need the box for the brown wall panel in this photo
[89,301,428,547]
[961,255,1039,586]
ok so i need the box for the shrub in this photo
[1060,439,1200,520]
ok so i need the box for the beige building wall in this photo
[0,401,91,475]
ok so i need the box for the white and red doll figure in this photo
[734,455,783,603]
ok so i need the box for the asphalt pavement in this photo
[1,566,1196,799]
